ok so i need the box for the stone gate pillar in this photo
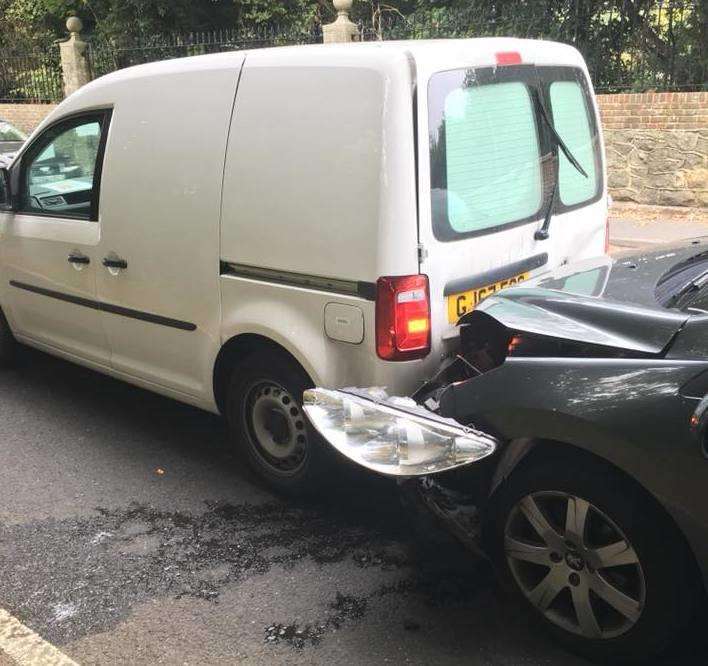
[59,17,92,97]
[323,0,359,43]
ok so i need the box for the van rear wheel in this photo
[226,351,331,495]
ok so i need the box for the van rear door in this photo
[418,51,607,345]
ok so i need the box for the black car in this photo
[305,238,708,663]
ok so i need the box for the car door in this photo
[0,111,112,365]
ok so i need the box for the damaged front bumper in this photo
[399,474,488,554]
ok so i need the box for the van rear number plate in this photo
[447,272,529,323]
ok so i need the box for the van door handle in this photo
[68,253,90,265]
[102,257,128,270]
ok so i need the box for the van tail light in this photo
[376,274,431,361]
[604,212,611,254]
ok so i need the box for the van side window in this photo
[19,113,109,221]
[549,81,598,207]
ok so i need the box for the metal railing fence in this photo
[0,0,704,102]
[88,25,323,79]
[0,49,63,102]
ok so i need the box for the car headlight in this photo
[303,387,497,476]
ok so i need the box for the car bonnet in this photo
[469,242,708,355]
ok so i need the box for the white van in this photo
[0,39,607,492]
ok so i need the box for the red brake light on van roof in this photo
[376,275,431,361]
[495,51,522,65]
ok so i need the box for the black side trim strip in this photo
[443,253,549,296]
[10,281,100,310]
[10,281,196,331]
[100,302,196,331]
[221,262,377,302]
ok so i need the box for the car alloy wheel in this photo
[242,380,309,475]
[504,491,645,640]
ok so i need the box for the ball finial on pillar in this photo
[333,0,353,15]
[66,16,83,36]
[324,0,358,43]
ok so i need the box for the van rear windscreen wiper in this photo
[537,97,589,179]
[535,178,558,241]
[534,94,588,241]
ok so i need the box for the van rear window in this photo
[550,81,598,207]
[443,81,542,234]
[428,65,602,242]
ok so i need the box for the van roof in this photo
[80,37,585,90]
[44,36,588,131]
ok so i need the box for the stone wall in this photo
[0,103,57,135]
[597,92,707,208]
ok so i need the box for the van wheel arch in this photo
[213,334,313,415]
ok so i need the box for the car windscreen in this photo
[656,252,708,313]
[0,121,26,142]
[428,65,602,241]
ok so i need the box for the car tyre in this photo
[226,350,333,496]
[0,309,19,366]
[489,454,698,663]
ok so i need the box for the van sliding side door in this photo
[94,56,246,400]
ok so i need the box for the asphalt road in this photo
[0,347,703,665]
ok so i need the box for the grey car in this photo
[305,238,708,663]
[0,118,27,165]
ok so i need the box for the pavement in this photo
[609,202,708,249]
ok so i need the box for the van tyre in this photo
[227,350,331,495]
[0,309,19,366]
[489,456,697,664]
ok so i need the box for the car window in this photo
[0,121,26,142]
[436,80,542,235]
[538,266,609,297]
[20,116,105,221]
[655,254,708,309]
[683,286,708,313]
[549,81,598,207]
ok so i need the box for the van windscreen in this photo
[428,65,601,242]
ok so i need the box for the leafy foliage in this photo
[0,1,704,91]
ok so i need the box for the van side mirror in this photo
[0,167,14,211]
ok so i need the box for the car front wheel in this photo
[491,455,698,663]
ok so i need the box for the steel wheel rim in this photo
[242,380,308,475]
[504,491,645,640]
